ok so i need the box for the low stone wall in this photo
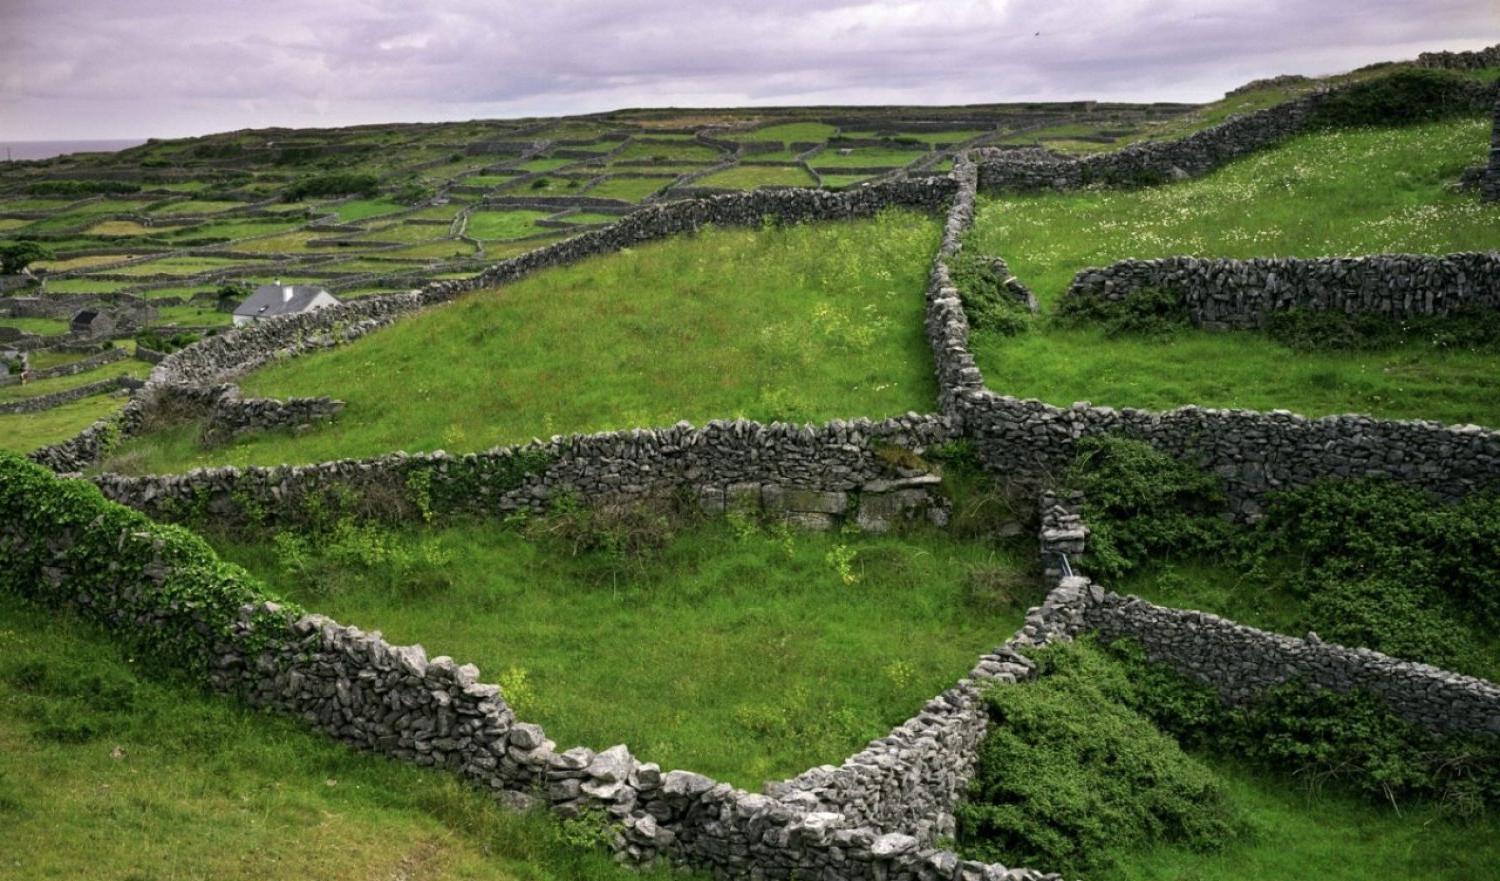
[3,452,1059,881]
[202,392,345,444]
[0,375,130,415]
[1062,253,1500,329]
[87,415,957,526]
[958,392,1500,518]
[923,155,988,418]
[976,78,1494,193]
[30,345,129,380]
[1084,592,1500,737]
[1417,44,1500,70]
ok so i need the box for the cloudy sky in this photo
[2,0,1495,141]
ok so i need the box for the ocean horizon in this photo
[0,139,147,162]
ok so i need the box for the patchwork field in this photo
[2,50,1499,881]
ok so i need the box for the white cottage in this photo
[232,283,340,326]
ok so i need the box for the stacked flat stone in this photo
[1063,253,1500,329]
[86,415,957,527]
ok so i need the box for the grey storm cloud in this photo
[1,0,1495,139]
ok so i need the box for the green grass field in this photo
[1105,755,1500,881]
[104,209,939,472]
[694,165,816,189]
[207,515,1036,788]
[739,122,837,143]
[0,393,126,453]
[967,118,1500,425]
[0,594,686,881]
[465,209,554,240]
[810,146,928,169]
[584,176,675,201]
[0,357,146,403]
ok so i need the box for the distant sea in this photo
[0,139,146,162]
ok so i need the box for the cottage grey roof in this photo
[71,309,103,325]
[234,284,336,319]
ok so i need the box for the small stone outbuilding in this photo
[70,309,116,339]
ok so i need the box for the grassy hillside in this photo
[968,118,1500,425]
[0,594,688,881]
[208,514,1036,789]
[103,209,940,473]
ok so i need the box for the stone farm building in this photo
[70,309,115,339]
[233,284,341,326]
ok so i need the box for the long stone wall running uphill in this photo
[975,77,1494,193]
[1062,253,1500,329]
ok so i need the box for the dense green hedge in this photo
[1066,436,1500,678]
[0,452,297,677]
[958,640,1240,876]
[1104,639,1500,816]
[1064,435,1231,580]
[1310,69,1490,128]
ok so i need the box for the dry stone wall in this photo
[5,455,1066,881]
[976,78,1493,193]
[0,375,132,415]
[1062,253,1500,329]
[1417,44,1500,71]
[1083,592,1500,736]
[87,415,956,528]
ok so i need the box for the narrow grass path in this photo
[105,209,940,473]
[968,119,1500,425]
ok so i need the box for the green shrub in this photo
[282,173,380,202]
[1055,284,1191,338]
[0,452,296,677]
[949,253,1032,336]
[1066,436,1232,579]
[1106,639,1500,816]
[1244,480,1500,674]
[958,640,1240,875]
[135,329,200,353]
[1311,69,1486,128]
[1266,307,1500,352]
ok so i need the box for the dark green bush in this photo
[135,329,200,353]
[1056,284,1191,338]
[1106,639,1500,816]
[1066,436,1233,579]
[949,253,1032,336]
[1311,69,1487,128]
[1244,480,1500,675]
[1266,307,1500,352]
[0,452,296,677]
[958,640,1240,875]
[282,173,380,202]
